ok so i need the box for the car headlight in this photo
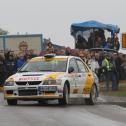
[43,79,62,85]
[4,78,14,86]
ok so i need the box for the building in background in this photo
[0,34,43,54]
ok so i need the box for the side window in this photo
[69,58,78,73]
[76,59,86,73]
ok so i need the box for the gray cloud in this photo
[0,0,125,51]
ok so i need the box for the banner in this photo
[122,33,126,48]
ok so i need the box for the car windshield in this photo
[18,58,67,72]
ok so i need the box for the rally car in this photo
[4,54,99,105]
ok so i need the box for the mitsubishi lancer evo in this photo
[4,54,99,105]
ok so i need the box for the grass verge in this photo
[100,82,126,97]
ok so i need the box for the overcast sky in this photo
[0,0,126,49]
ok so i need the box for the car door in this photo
[76,59,87,94]
[68,58,79,94]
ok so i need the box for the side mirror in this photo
[68,67,74,73]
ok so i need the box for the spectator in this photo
[111,55,119,90]
[0,54,5,86]
[65,47,71,56]
[25,53,32,62]
[5,51,16,78]
[103,37,113,49]
[98,29,105,41]
[115,53,123,80]
[46,42,54,53]
[90,56,100,74]
[54,48,65,56]
[29,49,37,58]
[16,52,26,70]
[95,37,102,48]
[60,49,65,55]
[103,38,109,49]
[71,49,79,56]
[78,50,86,62]
[121,58,126,80]
[19,41,29,55]
[114,37,120,51]
[88,33,94,48]
[96,52,105,81]
[86,53,92,69]
[76,35,87,49]
[102,53,117,91]
[39,50,47,56]
[108,38,113,49]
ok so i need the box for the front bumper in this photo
[4,95,63,100]
[4,85,63,100]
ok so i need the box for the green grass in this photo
[102,91,126,97]
[100,82,126,97]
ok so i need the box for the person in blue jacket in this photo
[16,52,26,70]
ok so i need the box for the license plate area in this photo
[39,86,57,92]
[18,89,37,96]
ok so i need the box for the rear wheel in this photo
[7,99,17,105]
[85,84,97,105]
[58,84,69,105]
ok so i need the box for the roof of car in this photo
[30,55,80,62]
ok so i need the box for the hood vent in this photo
[16,81,42,85]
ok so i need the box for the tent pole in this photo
[93,28,95,48]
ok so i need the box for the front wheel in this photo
[85,84,97,105]
[38,100,48,105]
[7,99,17,105]
[58,84,69,105]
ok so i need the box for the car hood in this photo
[9,72,66,82]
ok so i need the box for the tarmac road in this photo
[0,93,126,126]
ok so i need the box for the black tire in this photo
[85,84,97,105]
[7,99,17,105]
[38,100,48,105]
[58,84,69,105]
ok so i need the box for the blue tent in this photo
[71,20,120,35]
[107,24,120,33]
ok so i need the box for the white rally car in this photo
[4,54,99,105]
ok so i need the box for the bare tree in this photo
[0,28,8,35]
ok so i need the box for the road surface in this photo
[0,93,126,126]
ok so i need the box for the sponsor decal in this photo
[83,88,91,94]
[73,89,78,94]
[83,72,94,94]
[30,58,67,62]
[44,72,65,80]
[19,77,40,81]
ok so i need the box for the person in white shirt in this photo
[90,57,100,73]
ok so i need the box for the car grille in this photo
[43,80,56,85]
[18,89,37,96]
[16,81,42,85]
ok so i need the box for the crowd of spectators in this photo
[76,30,120,51]
[0,41,126,91]
[0,49,36,85]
